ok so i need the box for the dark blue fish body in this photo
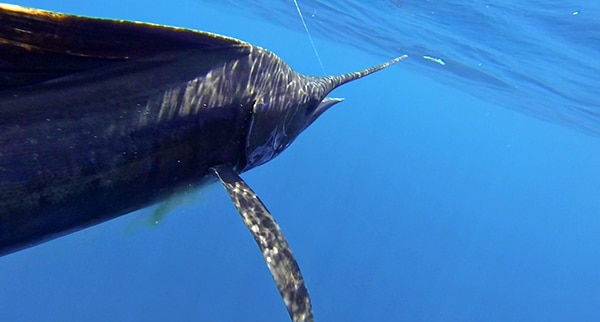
[0,5,278,253]
[0,46,251,254]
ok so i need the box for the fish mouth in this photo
[306,97,344,126]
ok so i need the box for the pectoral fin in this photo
[211,165,313,322]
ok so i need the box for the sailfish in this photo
[0,4,406,321]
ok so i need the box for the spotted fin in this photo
[211,165,313,322]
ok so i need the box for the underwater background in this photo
[1,0,600,321]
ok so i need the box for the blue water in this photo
[1,1,600,321]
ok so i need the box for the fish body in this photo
[0,4,405,321]
[1,46,251,254]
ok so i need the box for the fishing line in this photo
[293,0,327,75]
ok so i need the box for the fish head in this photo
[241,54,407,172]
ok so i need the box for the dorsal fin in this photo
[0,4,247,89]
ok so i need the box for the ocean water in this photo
[1,0,600,321]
